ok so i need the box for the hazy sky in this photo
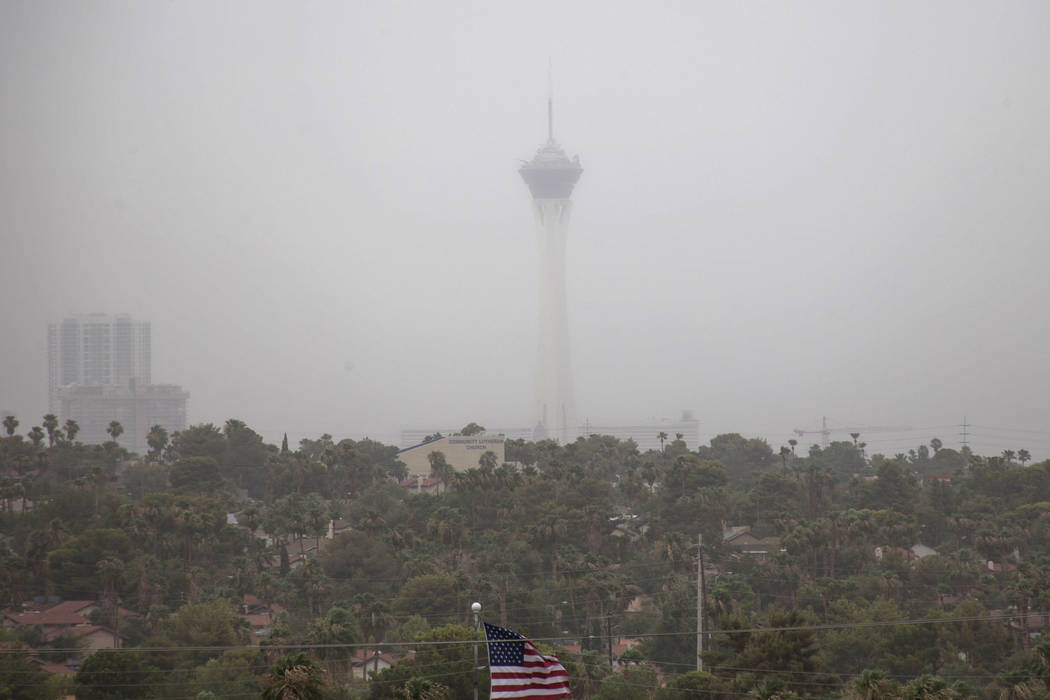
[2,1,1048,458]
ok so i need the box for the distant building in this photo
[397,434,506,474]
[54,379,188,452]
[401,410,700,453]
[47,314,187,452]
[48,314,151,413]
[578,411,702,452]
[723,525,783,559]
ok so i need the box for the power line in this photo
[0,610,1034,656]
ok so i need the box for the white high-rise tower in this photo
[519,82,582,443]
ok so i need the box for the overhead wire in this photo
[0,609,1036,656]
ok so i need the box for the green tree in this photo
[63,418,80,442]
[169,423,225,461]
[151,599,249,667]
[2,415,17,436]
[0,639,62,699]
[657,431,669,452]
[321,531,400,596]
[428,451,455,490]
[262,652,327,700]
[843,669,901,700]
[394,677,450,699]
[47,528,135,599]
[479,450,499,471]
[169,457,224,494]
[370,625,483,700]
[903,675,960,700]
[222,418,270,496]
[146,425,168,462]
[719,608,825,696]
[42,414,59,447]
[106,421,124,442]
[393,575,459,625]
[459,422,486,436]
[75,650,160,699]
[596,665,659,700]
[192,648,263,699]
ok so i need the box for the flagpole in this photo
[472,601,482,700]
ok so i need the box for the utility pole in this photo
[960,417,971,472]
[472,602,482,700]
[697,533,706,672]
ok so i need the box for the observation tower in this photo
[519,84,582,443]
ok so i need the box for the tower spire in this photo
[547,57,553,142]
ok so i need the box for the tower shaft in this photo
[532,199,575,443]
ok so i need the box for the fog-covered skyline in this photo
[2,1,1048,458]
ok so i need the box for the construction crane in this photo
[793,416,911,449]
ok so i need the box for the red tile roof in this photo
[242,614,274,629]
[4,609,90,626]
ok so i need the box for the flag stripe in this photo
[485,622,572,699]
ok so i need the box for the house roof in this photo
[4,599,141,628]
[910,544,939,558]
[350,649,398,666]
[33,659,76,676]
[242,614,274,629]
[43,624,123,642]
[4,601,93,627]
[611,638,640,657]
[723,525,750,542]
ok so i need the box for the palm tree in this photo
[262,652,326,699]
[427,451,454,491]
[107,420,124,442]
[788,438,798,455]
[353,593,394,645]
[395,678,450,699]
[905,675,960,700]
[844,669,899,700]
[146,425,169,462]
[930,437,943,454]
[2,415,17,436]
[1018,449,1031,466]
[42,414,59,447]
[657,431,668,452]
[478,450,499,471]
[28,426,45,449]
[63,419,79,442]
[991,670,1045,700]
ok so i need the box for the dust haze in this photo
[1,1,1048,457]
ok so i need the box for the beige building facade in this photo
[397,434,506,475]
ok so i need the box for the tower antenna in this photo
[547,57,553,142]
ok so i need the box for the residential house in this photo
[350,649,399,679]
[2,600,130,652]
[723,526,783,559]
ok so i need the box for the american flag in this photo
[484,622,571,699]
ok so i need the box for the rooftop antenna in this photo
[547,57,553,142]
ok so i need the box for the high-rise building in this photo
[47,314,186,451]
[520,85,582,443]
[55,380,189,452]
[48,314,151,413]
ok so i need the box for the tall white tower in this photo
[519,86,582,443]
